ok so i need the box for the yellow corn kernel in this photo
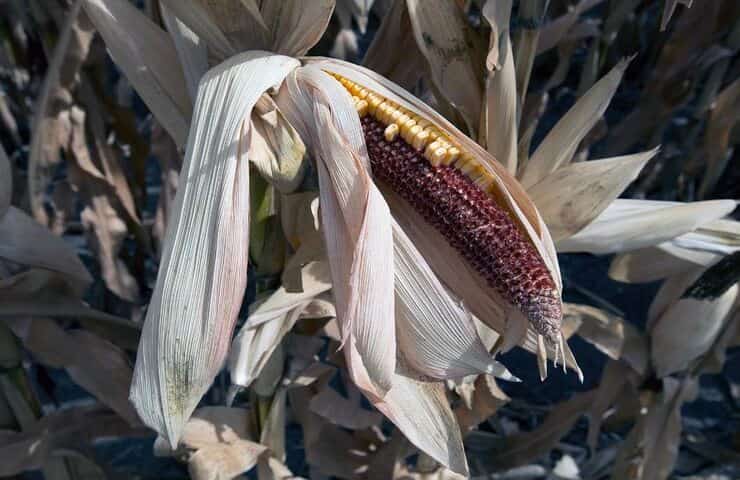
[443,147,460,165]
[412,130,430,150]
[404,124,422,142]
[384,123,400,141]
[367,96,382,115]
[356,99,368,117]
[424,140,442,159]
[431,148,448,167]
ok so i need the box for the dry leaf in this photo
[565,303,648,374]
[528,148,656,241]
[557,199,738,254]
[611,377,698,480]
[5,317,139,425]
[650,252,740,377]
[406,0,483,133]
[520,58,631,188]
[83,0,192,145]
[0,207,91,288]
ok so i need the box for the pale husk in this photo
[308,58,570,370]
[130,52,300,449]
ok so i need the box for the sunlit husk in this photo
[129,52,300,449]
[307,58,567,363]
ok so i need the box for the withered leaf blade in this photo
[557,199,738,254]
[485,391,596,471]
[611,377,698,480]
[155,406,267,480]
[5,317,139,425]
[405,0,484,134]
[0,207,91,288]
[528,148,656,241]
[521,58,631,188]
[83,0,192,146]
[651,252,740,377]
[481,0,518,173]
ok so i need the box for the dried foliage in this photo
[0,0,738,479]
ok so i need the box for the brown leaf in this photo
[27,0,94,225]
[565,303,648,374]
[611,377,698,480]
[455,374,509,433]
[406,0,484,133]
[0,268,140,350]
[5,317,139,425]
[490,391,596,470]
[363,0,425,90]
[309,386,383,430]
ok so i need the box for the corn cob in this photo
[332,73,562,343]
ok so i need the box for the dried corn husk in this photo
[129,53,300,449]
[309,59,566,360]
[650,253,740,377]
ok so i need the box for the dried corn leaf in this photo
[609,244,721,283]
[0,207,91,287]
[536,0,605,55]
[363,0,425,90]
[557,199,738,254]
[0,269,140,350]
[520,58,631,188]
[611,377,698,480]
[80,194,140,302]
[487,391,596,470]
[481,0,518,173]
[228,263,330,398]
[406,0,483,133]
[0,407,137,478]
[0,143,11,217]
[160,4,209,100]
[257,456,298,480]
[651,252,740,377]
[339,0,375,33]
[155,406,266,480]
[195,0,269,53]
[5,317,139,424]
[83,0,191,145]
[565,303,647,374]
[27,0,93,225]
[528,148,656,241]
[130,53,300,449]
[309,385,383,430]
[698,78,740,198]
[661,0,693,31]
[455,374,509,433]
[260,0,336,56]
[159,0,235,61]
